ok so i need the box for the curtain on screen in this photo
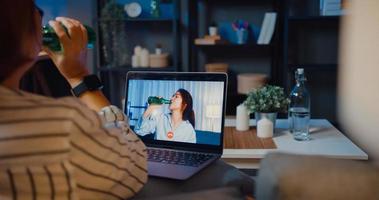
[127,80,224,132]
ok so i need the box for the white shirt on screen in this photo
[134,111,196,144]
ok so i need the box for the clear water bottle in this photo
[289,68,311,141]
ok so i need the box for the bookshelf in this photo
[94,0,341,122]
[96,0,181,107]
[282,0,341,123]
[189,0,282,115]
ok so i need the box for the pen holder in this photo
[235,29,248,44]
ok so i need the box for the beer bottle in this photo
[42,24,96,52]
[147,96,171,105]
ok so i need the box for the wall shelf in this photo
[283,0,340,123]
[97,18,175,22]
[288,15,341,21]
[99,66,176,72]
[288,64,337,71]
[195,43,273,48]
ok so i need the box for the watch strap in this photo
[71,75,103,97]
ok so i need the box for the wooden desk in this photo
[222,118,368,169]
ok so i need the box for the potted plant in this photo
[244,85,289,138]
[100,0,129,68]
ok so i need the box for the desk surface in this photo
[222,119,368,168]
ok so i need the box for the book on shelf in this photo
[320,0,344,16]
[194,35,228,45]
[257,12,277,45]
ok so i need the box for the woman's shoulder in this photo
[12,90,97,119]
[20,91,89,110]
[182,120,195,130]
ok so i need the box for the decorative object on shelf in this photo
[155,44,162,55]
[150,44,169,68]
[131,45,142,68]
[320,0,343,16]
[140,48,150,67]
[209,22,218,36]
[232,19,249,44]
[149,54,169,68]
[195,22,226,45]
[237,73,268,94]
[244,85,290,138]
[150,0,161,18]
[131,45,169,68]
[205,63,228,73]
[124,2,142,18]
[150,53,169,68]
[194,35,227,45]
[257,12,277,45]
[100,0,129,68]
[236,103,250,131]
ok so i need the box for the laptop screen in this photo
[125,72,226,148]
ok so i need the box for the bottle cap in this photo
[297,68,304,74]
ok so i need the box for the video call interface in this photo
[126,79,224,146]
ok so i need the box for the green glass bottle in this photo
[150,0,160,18]
[42,24,96,52]
[147,96,171,105]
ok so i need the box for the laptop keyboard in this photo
[147,148,215,167]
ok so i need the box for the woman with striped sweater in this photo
[0,1,147,199]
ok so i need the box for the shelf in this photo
[288,15,341,21]
[288,64,337,71]
[202,0,275,5]
[99,66,176,72]
[196,43,272,48]
[97,18,175,22]
[196,43,273,54]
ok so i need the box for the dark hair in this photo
[0,0,39,82]
[177,88,195,128]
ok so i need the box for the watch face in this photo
[125,2,142,18]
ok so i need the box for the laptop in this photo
[124,72,227,180]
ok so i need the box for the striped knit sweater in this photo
[0,85,147,200]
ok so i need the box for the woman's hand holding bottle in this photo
[42,17,89,87]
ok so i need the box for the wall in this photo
[338,0,379,166]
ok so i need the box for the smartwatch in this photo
[71,75,103,97]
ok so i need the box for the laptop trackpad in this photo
[148,161,199,180]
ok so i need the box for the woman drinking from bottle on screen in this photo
[135,88,197,143]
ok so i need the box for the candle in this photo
[131,54,140,67]
[257,117,274,138]
[140,48,150,67]
[236,104,249,131]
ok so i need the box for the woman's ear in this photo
[181,103,187,111]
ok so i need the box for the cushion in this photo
[256,153,379,200]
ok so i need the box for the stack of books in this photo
[320,0,344,16]
[194,35,228,45]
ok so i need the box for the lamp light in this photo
[206,105,221,132]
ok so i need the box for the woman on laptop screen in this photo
[135,88,197,143]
